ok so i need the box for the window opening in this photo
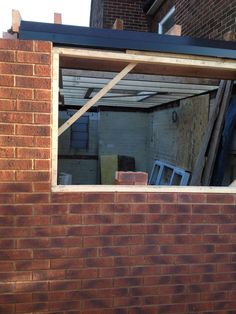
[52,48,236,189]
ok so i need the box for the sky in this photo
[0,0,91,37]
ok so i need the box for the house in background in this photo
[90,0,236,39]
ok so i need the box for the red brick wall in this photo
[1,38,236,313]
[151,0,236,39]
[103,0,148,32]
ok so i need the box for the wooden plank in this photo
[190,81,226,185]
[176,94,209,172]
[52,53,60,186]
[62,69,220,86]
[202,80,233,185]
[166,24,182,36]
[62,76,217,91]
[58,62,137,136]
[54,47,236,71]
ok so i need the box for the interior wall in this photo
[98,110,149,172]
[58,112,99,184]
[148,94,210,175]
[148,106,179,173]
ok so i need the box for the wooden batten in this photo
[112,18,124,30]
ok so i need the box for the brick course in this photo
[0,38,236,313]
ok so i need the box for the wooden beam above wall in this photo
[56,47,236,80]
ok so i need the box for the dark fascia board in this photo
[19,20,236,59]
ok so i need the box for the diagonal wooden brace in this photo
[58,62,137,136]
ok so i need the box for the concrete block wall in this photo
[98,111,149,172]
[1,38,236,313]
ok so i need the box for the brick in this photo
[0,293,32,304]
[17,238,49,249]
[17,100,50,112]
[34,64,51,76]
[114,214,145,224]
[33,270,65,281]
[0,217,14,226]
[0,159,32,170]
[16,171,50,182]
[67,225,99,236]
[32,226,66,237]
[0,182,32,192]
[15,193,49,204]
[0,51,15,62]
[0,262,14,271]
[83,236,113,247]
[0,112,33,123]
[34,113,51,124]
[16,124,50,136]
[35,159,50,170]
[33,182,51,192]
[16,281,48,292]
[66,269,97,279]
[67,248,97,258]
[0,40,33,51]
[16,148,50,159]
[35,41,52,52]
[50,237,82,248]
[148,193,177,203]
[0,147,15,158]
[15,260,50,271]
[0,170,15,181]
[114,235,144,246]
[16,76,51,89]
[0,250,32,260]
[0,304,15,313]
[49,300,80,311]
[52,192,83,203]
[69,203,98,214]
[0,63,33,75]
[207,193,235,204]
[0,87,33,100]
[0,135,35,147]
[82,279,113,289]
[178,193,206,203]
[51,215,81,225]
[162,204,191,213]
[50,259,83,269]
[84,192,115,203]
[83,214,113,224]
[0,99,16,111]
[34,204,67,215]
[117,193,147,203]
[0,124,14,134]
[15,302,48,313]
[82,299,112,309]
[100,247,129,257]
[50,280,80,291]
[0,227,31,238]
[0,283,15,293]
[16,215,49,226]
[0,75,14,87]
[0,272,32,282]
[34,89,51,101]
[114,277,143,287]
[33,249,67,259]
[100,225,130,235]
[17,51,51,64]
[85,257,113,268]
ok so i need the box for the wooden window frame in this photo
[52,47,236,193]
